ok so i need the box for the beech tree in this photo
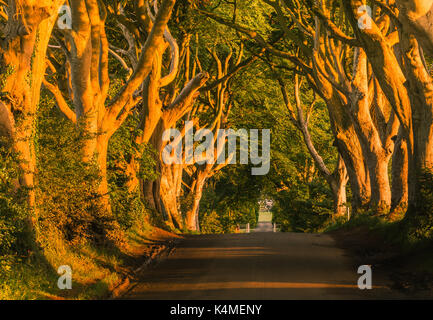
[341,0,432,214]
[276,72,348,216]
[200,2,372,213]
[134,26,209,226]
[180,46,249,230]
[310,4,401,213]
[0,0,64,219]
[142,41,254,229]
[393,0,433,56]
[44,0,177,210]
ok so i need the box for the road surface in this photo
[124,222,403,299]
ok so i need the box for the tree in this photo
[0,0,64,218]
[276,72,348,216]
[44,0,177,211]
[393,0,433,56]
[342,0,433,215]
[199,2,371,212]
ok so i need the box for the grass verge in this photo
[0,218,180,300]
[326,214,433,296]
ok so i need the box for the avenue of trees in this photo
[1,0,433,298]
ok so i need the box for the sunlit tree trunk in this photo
[399,29,433,176]
[0,1,62,220]
[160,162,183,229]
[343,1,433,214]
[349,49,398,213]
[329,156,349,216]
[391,128,409,214]
[185,170,207,231]
[45,0,177,212]
[312,69,371,213]
[141,72,209,226]
[277,75,349,216]
[395,0,433,55]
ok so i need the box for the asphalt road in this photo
[124,222,403,299]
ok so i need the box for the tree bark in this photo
[185,171,207,231]
[343,0,418,208]
[399,29,433,175]
[329,156,349,216]
[96,133,110,210]
[313,72,371,212]
[160,162,184,229]
[391,128,409,213]
[45,0,177,213]
[0,1,62,217]
[395,0,433,56]
[277,75,349,216]
[349,49,396,213]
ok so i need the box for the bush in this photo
[110,189,147,230]
[405,169,433,242]
[199,185,259,233]
[107,114,158,230]
[36,97,118,245]
[200,210,226,234]
[0,137,31,257]
[272,181,333,233]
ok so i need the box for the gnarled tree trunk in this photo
[391,128,409,213]
[0,1,62,219]
[45,0,177,212]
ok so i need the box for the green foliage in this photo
[199,165,260,233]
[108,115,159,185]
[36,95,118,245]
[404,170,433,243]
[272,181,333,233]
[0,132,58,301]
[110,189,146,230]
[0,137,31,258]
[107,114,159,230]
[200,210,226,234]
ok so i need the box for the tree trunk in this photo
[0,2,61,217]
[295,97,348,216]
[160,163,183,229]
[399,30,433,177]
[13,113,36,209]
[335,136,371,212]
[395,0,433,56]
[324,92,371,212]
[329,156,348,217]
[368,154,392,211]
[44,0,177,216]
[96,133,111,211]
[349,49,395,213]
[186,172,207,231]
[343,0,417,211]
[391,129,409,214]
[311,54,371,213]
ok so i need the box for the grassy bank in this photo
[326,213,433,295]
[0,218,178,300]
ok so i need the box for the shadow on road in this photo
[122,232,407,300]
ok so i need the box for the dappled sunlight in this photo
[2,0,432,301]
[137,281,384,292]
[170,247,274,259]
